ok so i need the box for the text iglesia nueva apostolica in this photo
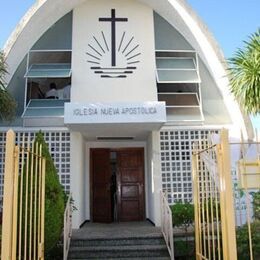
[73,106,157,116]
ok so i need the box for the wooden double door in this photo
[91,148,145,223]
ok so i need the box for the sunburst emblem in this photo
[86,9,141,78]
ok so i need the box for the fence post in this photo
[1,130,16,260]
[192,152,200,260]
[39,157,46,260]
[12,146,19,260]
[217,129,237,260]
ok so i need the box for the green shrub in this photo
[236,220,260,260]
[174,240,195,259]
[253,190,260,220]
[34,132,66,253]
[170,202,194,229]
[170,202,195,259]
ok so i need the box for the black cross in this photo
[99,9,128,67]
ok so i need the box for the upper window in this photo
[156,51,200,83]
[155,50,203,122]
[24,50,72,103]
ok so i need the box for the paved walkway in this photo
[72,221,162,239]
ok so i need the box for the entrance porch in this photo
[70,130,163,228]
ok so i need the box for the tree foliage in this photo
[228,29,260,115]
[34,132,66,254]
[0,51,16,121]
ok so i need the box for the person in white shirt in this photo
[45,82,58,99]
[63,84,71,100]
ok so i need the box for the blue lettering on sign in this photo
[73,106,157,116]
[73,108,98,116]
[101,108,120,115]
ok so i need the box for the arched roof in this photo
[3,0,253,138]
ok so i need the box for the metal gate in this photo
[192,129,237,260]
[192,129,260,260]
[1,129,46,260]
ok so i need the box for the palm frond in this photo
[0,50,17,121]
[228,29,260,115]
[0,51,8,90]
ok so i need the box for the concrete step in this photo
[69,256,171,260]
[68,222,170,259]
[70,235,165,247]
[68,244,169,259]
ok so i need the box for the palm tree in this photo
[0,51,8,89]
[228,29,260,115]
[0,51,16,121]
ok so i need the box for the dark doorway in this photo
[91,148,145,223]
[91,149,112,223]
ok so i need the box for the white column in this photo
[70,132,85,228]
[147,130,162,226]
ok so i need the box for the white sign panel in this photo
[64,102,166,124]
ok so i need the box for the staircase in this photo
[68,222,170,259]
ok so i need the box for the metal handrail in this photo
[63,193,72,260]
[160,190,175,260]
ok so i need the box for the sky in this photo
[0,0,259,126]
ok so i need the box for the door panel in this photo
[121,185,139,198]
[121,169,140,182]
[117,149,145,221]
[91,149,112,223]
[121,200,139,220]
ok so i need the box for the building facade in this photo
[0,0,252,228]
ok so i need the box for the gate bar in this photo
[1,130,16,260]
[217,129,237,260]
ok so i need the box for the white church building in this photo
[0,0,253,228]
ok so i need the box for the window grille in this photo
[160,129,219,204]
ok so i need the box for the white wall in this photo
[70,132,85,228]
[147,131,162,226]
[71,0,157,103]
[147,133,154,221]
